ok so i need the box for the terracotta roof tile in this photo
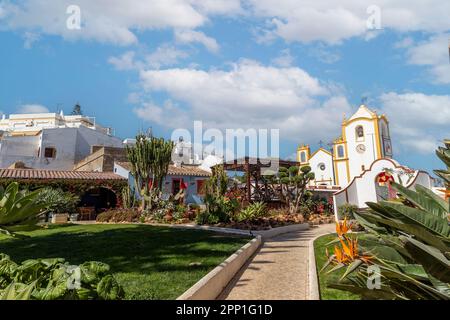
[115,162,211,177]
[0,169,126,181]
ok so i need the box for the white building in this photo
[296,104,433,217]
[0,111,123,170]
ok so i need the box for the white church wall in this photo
[407,171,433,190]
[336,161,348,186]
[309,149,334,186]
[345,119,379,180]
[333,158,433,220]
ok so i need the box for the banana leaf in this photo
[379,201,450,238]
[390,182,448,218]
[401,236,450,283]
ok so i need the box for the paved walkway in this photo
[218,224,335,300]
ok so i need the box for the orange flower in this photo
[336,217,352,237]
[340,237,358,260]
[334,245,348,263]
[333,237,373,265]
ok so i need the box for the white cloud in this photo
[108,45,188,71]
[108,51,141,71]
[405,34,450,84]
[17,104,50,113]
[378,92,450,154]
[136,59,351,143]
[0,0,241,45]
[271,49,294,67]
[308,46,341,64]
[23,31,40,49]
[248,0,450,44]
[394,37,414,49]
[175,29,219,53]
[145,45,189,68]
[134,100,190,129]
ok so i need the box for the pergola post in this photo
[245,160,251,203]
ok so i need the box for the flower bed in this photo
[215,213,305,230]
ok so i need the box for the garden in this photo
[0,133,333,300]
[95,133,335,230]
[315,140,450,300]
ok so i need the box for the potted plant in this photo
[37,188,80,224]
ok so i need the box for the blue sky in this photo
[0,0,449,175]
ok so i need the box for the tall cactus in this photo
[126,133,174,210]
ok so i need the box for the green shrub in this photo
[96,209,140,223]
[37,188,79,215]
[237,202,269,222]
[337,203,359,220]
[0,254,124,300]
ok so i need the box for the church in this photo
[297,104,433,218]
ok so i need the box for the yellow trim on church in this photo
[373,117,382,159]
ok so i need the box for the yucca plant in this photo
[237,202,268,222]
[322,140,450,300]
[0,182,46,238]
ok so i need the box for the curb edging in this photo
[307,236,320,300]
[177,235,262,300]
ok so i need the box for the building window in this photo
[318,163,326,171]
[300,152,306,163]
[356,125,364,139]
[337,145,345,158]
[44,147,56,159]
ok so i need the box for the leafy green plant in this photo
[337,204,359,220]
[322,140,450,300]
[196,165,240,225]
[37,188,79,214]
[237,202,268,222]
[0,254,124,300]
[0,183,46,238]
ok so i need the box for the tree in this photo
[71,103,82,115]
[126,133,174,210]
[265,165,315,214]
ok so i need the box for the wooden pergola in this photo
[215,157,300,203]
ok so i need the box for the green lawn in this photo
[0,224,250,300]
[314,233,360,300]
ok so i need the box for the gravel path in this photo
[218,224,335,300]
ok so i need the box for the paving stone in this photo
[219,224,335,300]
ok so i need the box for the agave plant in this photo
[0,182,46,238]
[322,140,450,300]
[237,202,268,222]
